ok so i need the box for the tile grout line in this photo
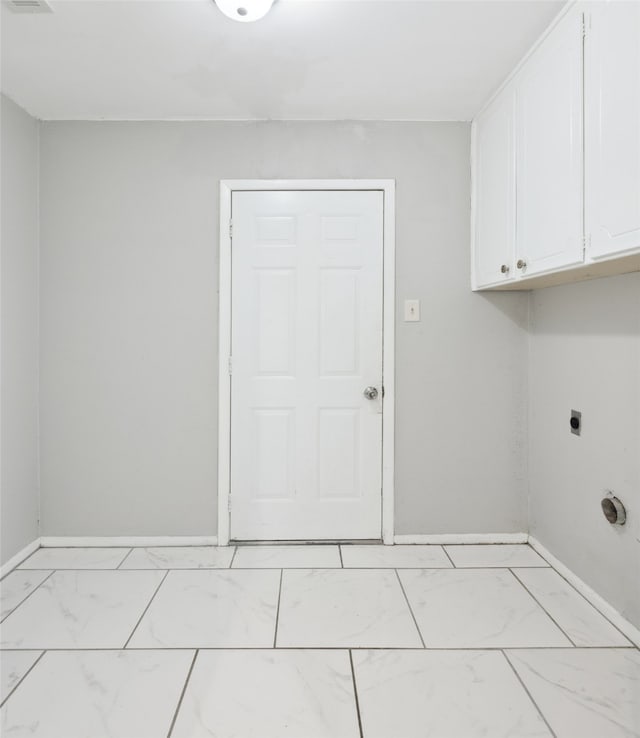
[123,570,170,649]
[508,568,578,647]
[0,570,56,624]
[0,650,46,708]
[273,569,284,648]
[166,649,199,738]
[528,547,636,647]
[116,548,134,570]
[31,545,155,549]
[1,645,635,653]
[10,564,554,572]
[228,546,239,568]
[441,546,456,568]
[501,650,558,738]
[394,569,426,648]
[349,650,364,738]
[452,565,552,570]
[8,565,558,572]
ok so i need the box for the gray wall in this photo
[529,272,640,628]
[38,120,530,537]
[1,95,40,564]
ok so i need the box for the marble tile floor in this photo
[0,543,637,738]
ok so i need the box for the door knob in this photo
[516,259,527,269]
[500,264,510,274]
[363,386,379,400]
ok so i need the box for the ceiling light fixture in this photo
[214,0,274,23]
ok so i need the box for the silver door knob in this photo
[516,259,527,269]
[500,264,510,274]
[363,386,379,400]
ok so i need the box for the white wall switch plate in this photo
[404,299,421,322]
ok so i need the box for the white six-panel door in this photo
[230,190,384,540]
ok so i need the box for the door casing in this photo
[217,180,395,545]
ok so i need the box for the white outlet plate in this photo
[404,299,420,322]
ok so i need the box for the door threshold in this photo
[231,539,383,546]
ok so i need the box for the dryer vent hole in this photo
[601,495,626,526]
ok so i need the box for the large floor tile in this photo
[1,570,52,621]
[0,570,164,649]
[513,567,632,647]
[340,544,452,568]
[120,545,235,569]
[0,650,193,738]
[445,544,548,568]
[354,650,552,738]
[171,649,360,738]
[277,569,422,647]
[18,547,130,569]
[127,569,280,648]
[507,649,640,738]
[233,544,341,569]
[399,569,571,648]
[0,651,42,705]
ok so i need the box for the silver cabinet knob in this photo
[363,386,379,400]
[500,264,510,274]
[516,259,527,269]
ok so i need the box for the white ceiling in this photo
[1,0,564,121]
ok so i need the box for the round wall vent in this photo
[601,495,626,526]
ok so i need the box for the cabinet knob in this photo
[516,259,527,269]
[500,264,510,274]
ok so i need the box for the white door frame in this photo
[217,179,395,546]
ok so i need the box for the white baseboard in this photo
[528,535,640,648]
[394,533,528,545]
[1,538,41,578]
[39,536,219,548]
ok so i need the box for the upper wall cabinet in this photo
[585,1,640,260]
[472,2,640,291]
[516,10,584,278]
[472,84,516,288]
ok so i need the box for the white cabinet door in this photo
[472,85,516,289]
[585,1,640,259]
[230,190,384,541]
[516,10,584,277]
